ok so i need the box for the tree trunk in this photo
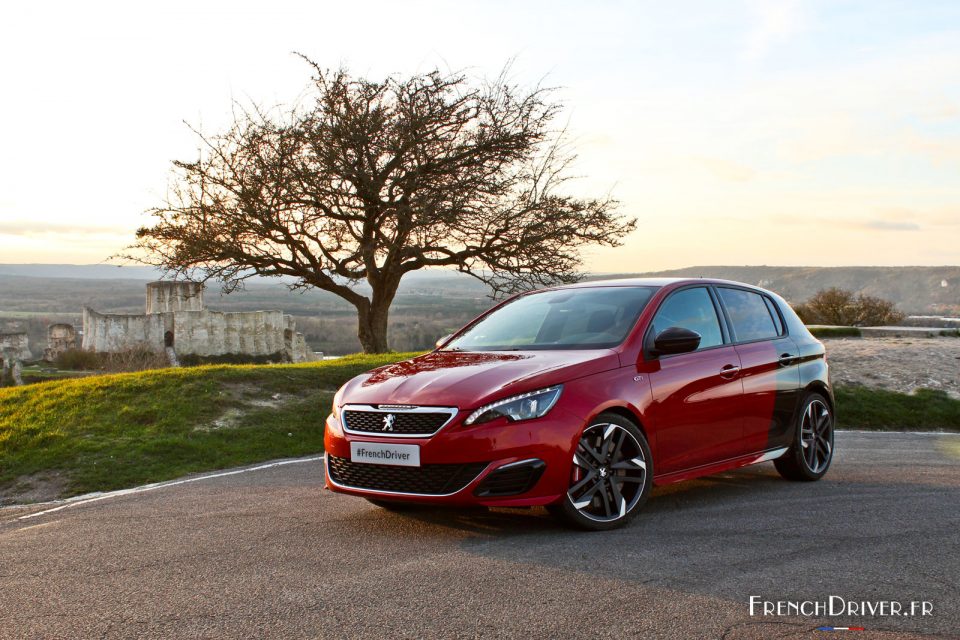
[356,297,392,353]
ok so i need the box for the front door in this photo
[643,286,745,474]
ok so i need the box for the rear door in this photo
[715,286,801,455]
[645,286,745,474]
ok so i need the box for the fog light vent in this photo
[474,459,546,497]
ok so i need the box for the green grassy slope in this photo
[0,353,414,500]
[835,386,960,431]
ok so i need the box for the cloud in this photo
[0,221,128,237]
[742,0,806,62]
[861,220,921,231]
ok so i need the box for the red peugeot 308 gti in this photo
[324,278,834,530]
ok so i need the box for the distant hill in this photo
[0,264,160,280]
[589,266,960,314]
[1,263,957,316]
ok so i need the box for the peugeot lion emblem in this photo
[382,414,396,432]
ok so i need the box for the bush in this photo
[97,348,170,373]
[808,326,862,338]
[54,348,101,371]
[54,347,169,373]
[178,352,288,366]
[794,288,904,327]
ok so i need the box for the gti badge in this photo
[382,414,396,432]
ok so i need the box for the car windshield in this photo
[444,286,656,351]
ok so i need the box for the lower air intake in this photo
[473,459,546,497]
[327,456,488,495]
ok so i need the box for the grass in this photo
[0,352,415,500]
[836,385,960,432]
[808,326,862,338]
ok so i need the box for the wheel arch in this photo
[590,404,652,448]
[804,380,834,413]
[587,404,650,442]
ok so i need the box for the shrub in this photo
[54,349,101,371]
[795,288,904,327]
[54,347,169,373]
[808,326,862,338]
[97,348,170,373]
[178,352,287,366]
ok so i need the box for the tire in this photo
[774,392,834,482]
[550,412,653,531]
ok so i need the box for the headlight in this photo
[464,385,563,426]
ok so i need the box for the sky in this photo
[1,0,959,272]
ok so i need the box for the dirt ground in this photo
[823,337,960,399]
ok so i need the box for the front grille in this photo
[474,459,546,497]
[342,409,452,436]
[328,456,488,495]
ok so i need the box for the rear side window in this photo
[650,287,724,350]
[717,287,779,342]
[763,297,785,335]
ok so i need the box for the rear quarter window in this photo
[717,287,780,342]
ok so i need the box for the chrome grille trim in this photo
[340,403,459,438]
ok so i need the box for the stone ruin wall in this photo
[82,308,170,352]
[43,324,78,361]
[82,306,315,362]
[172,309,286,356]
[146,281,204,315]
[0,332,33,361]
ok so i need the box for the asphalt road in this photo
[1,432,958,640]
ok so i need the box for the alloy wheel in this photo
[800,399,833,473]
[568,423,647,522]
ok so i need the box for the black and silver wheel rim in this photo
[801,399,833,473]
[568,423,647,523]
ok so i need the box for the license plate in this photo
[350,441,421,467]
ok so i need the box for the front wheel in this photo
[550,413,653,531]
[774,393,834,481]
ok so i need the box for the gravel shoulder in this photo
[823,337,960,399]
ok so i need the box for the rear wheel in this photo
[774,393,834,481]
[551,413,653,531]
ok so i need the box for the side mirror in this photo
[653,327,701,356]
[435,334,453,349]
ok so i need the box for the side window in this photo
[763,296,785,335]
[651,287,724,350]
[718,288,779,342]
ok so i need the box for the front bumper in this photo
[322,407,584,507]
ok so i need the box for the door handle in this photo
[719,364,740,379]
[778,353,799,366]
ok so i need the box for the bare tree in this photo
[129,59,636,352]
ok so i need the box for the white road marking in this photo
[837,430,960,436]
[14,456,324,522]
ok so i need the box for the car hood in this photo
[339,349,621,410]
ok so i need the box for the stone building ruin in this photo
[0,332,30,386]
[82,281,317,363]
[43,324,78,361]
[0,332,31,361]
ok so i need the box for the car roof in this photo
[554,277,770,292]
